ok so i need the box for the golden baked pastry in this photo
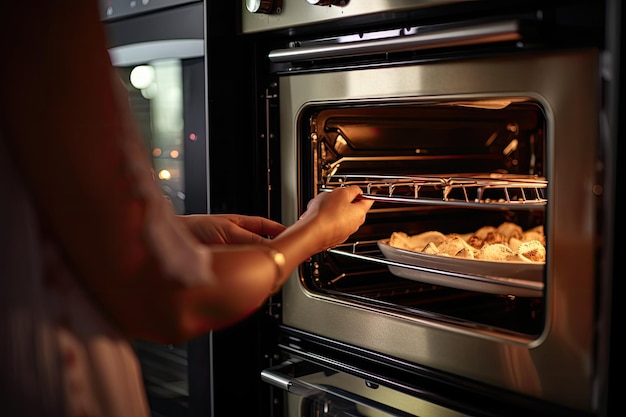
[421,241,440,255]
[484,231,508,245]
[517,240,546,262]
[522,225,546,246]
[496,222,524,240]
[408,231,447,251]
[467,235,485,249]
[389,232,415,251]
[508,237,522,252]
[476,243,514,261]
[387,222,545,263]
[472,225,497,240]
[455,248,475,259]
[437,235,475,257]
[389,230,447,252]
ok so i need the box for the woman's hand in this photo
[180,214,286,245]
[295,186,374,252]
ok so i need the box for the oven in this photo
[271,49,595,415]
[204,1,620,417]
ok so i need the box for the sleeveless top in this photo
[0,136,150,416]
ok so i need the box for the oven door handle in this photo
[261,360,419,417]
[268,20,522,63]
[261,360,323,397]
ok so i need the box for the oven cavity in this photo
[300,98,547,339]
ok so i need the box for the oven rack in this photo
[322,174,547,209]
[326,241,544,295]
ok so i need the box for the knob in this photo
[246,0,282,14]
[306,0,349,6]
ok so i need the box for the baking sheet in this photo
[377,239,544,297]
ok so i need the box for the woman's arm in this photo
[0,0,373,345]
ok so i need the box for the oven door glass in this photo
[116,56,206,215]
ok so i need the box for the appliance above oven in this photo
[99,0,201,21]
[241,0,475,33]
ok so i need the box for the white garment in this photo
[0,136,150,416]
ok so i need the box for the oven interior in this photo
[298,98,547,340]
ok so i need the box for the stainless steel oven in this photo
[228,1,619,417]
[275,46,597,411]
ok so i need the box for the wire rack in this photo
[322,173,547,209]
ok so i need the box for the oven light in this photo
[485,131,498,147]
[503,139,519,155]
[334,134,348,151]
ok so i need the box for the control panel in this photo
[99,0,201,21]
[241,0,468,33]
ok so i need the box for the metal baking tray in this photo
[377,239,543,297]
